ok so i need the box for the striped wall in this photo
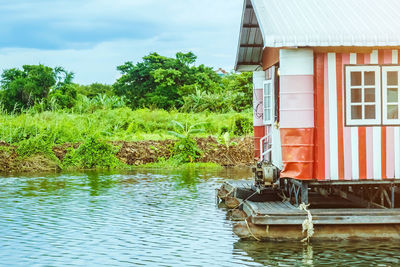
[314,49,400,180]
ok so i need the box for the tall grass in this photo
[0,107,253,145]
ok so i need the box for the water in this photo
[0,168,399,266]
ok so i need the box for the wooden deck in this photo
[224,180,253,192]
[243,201,400,225]
[218,180,400,240]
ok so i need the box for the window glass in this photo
[351,72,362,86]
[351,106,362,120]
[263,81,273,124]
[365,105,376,119]
[351,89,362,103]
[383,67,400,124]
[364,71,375,85]
[387,105,399,119]
[346,66,380,125]
[387,88,398,103]
[364,88,375,102]
[387,71,398,86]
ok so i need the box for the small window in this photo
[263,80,273,125]
[345,66,381,126]
[383,66,400,125]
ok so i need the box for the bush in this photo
[168,120,203,163]
[63,137,120,169]
[232,114,253,136]
[16,134,55,159]
[172,137,202,163]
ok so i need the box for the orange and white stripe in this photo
[314,49,400,180]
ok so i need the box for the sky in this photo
[0,0,243,84]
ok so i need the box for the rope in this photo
[299,203,314,243]
[220,187,235,199]
[230,189,259,210]
[245,217,261,241]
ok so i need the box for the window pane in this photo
[364,71,375,86]
[364,88,375,103]
[351,89,362,103]
[365,105,376,119]
[266,96,271,107]
[388,71,398,86]
[351,105,362,120]
[387,105,399,120]
[351,72,362,86]
[265,110,270,121]
[387,88,398,103]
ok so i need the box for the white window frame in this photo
[263,80,274,125]
[345,66,381,126]
[382,66,400,125]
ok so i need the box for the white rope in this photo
[299,203,314,243]
[220,187,235,199]
[245,217,261,241]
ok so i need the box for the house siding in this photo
[314,49,400,181]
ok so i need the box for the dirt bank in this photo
[0,137,255,174]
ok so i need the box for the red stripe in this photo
[314,53,325,180]
[357,54,367,179]
[379,50,387,179]
[358,128,367,179]
[336,53,345,179]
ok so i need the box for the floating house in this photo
[216,0,400,240]
[237,0,400,185]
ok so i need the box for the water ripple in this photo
[0,169,399,266]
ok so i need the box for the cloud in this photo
[0,0,243,84]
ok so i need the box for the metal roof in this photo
[235,0,400,71]
[235,0,264,72]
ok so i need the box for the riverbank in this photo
[0,136,255,174]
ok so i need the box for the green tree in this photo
[0,65,75,112]
[113,52,222,110]
[76,83,114,99]
[221,72,253,110]
[49,67,77,109]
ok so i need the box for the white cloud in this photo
[0,0,243,84]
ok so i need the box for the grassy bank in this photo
[0,108,252,143]
[0,108,254,173]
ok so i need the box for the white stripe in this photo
[350,53,357,64]
[349,53,358,180]
[394,50,400,180]
[371,51,381,180]
[370,50,378,64]
[328,53,339,180]
[351,127,359,180]
[395,128,400,179]
[393,50,399,64]
[373,127,382,180]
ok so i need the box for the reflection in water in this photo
[86,172,117,196]
[1,168,399,266]
[233,240,400,266]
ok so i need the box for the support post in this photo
[301,182,309,205]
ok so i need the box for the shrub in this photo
[16,134,55,159]
[63,137,120,169]
[168,120,203,163]
[232,114,253,136]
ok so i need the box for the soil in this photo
[0,137,255,174]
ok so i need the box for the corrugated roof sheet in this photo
[235,0,264,72]
[254,0,400,47]
[235,0,400,70]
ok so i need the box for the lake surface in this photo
[1,168,399,266]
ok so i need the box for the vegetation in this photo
[168,120,204,163]
[63,137,121,169]
[114,52,253,112]
[0,108,252,144]
[0,51,254,173]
